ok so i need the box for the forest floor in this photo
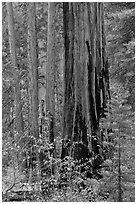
[2,131,135,202]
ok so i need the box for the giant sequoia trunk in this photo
[7,3,24,134]
[61,3,110,162]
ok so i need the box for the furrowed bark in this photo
[62,3,110,164]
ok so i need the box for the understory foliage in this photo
[2,2,135,202]
[2,88,135,202]
[104,2,135,110]
[98,84,135,202]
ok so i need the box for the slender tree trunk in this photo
[46,2,58,175]
[46,2,56,144]
[7,2,24,135]
[118,131,122,201]
[27,2,41,190]
[28,3,39,139]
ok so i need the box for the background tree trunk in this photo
[7,2,24,135]
[27,2,41,190]
[28,3,39,139]
[46,2,56,144]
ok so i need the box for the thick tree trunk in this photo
[7,2,24,134]
[62,3,75,143]
[62,2,110,164]
[62,3,90,159]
